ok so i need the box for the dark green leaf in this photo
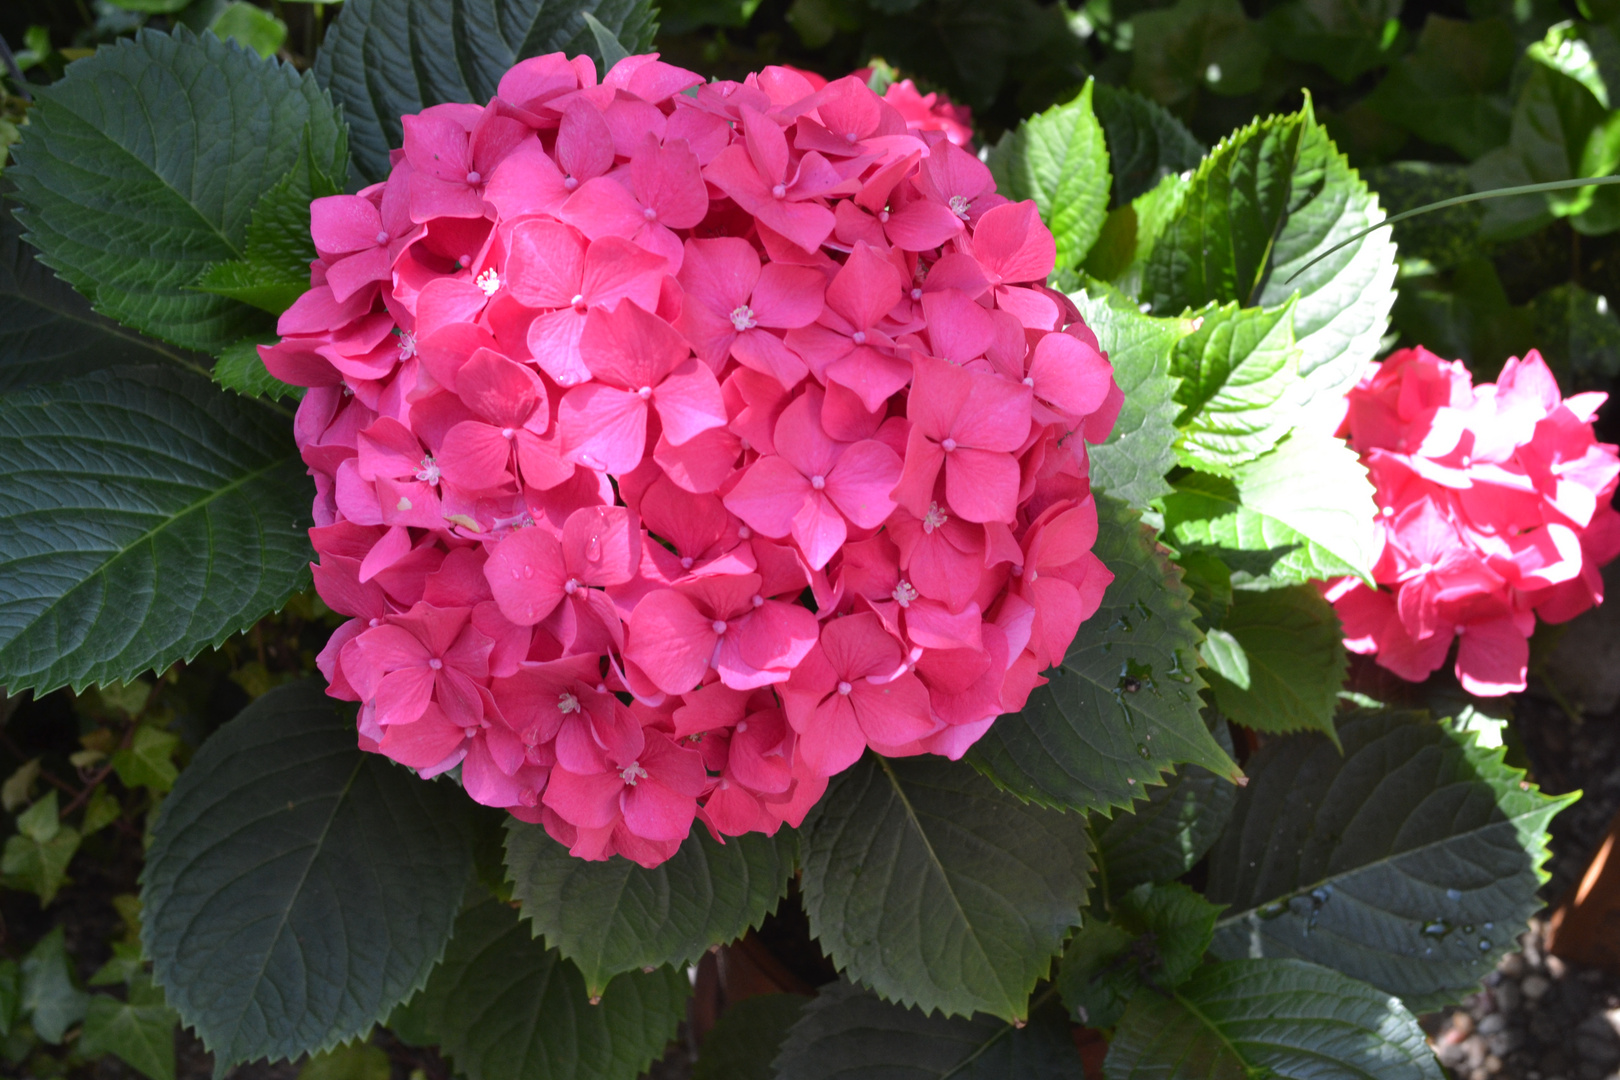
[7,28,347,352]
[1364,16,1515,159]
[1528,282,1620,392]
[402,897,688,1080]
[1093,715,1238,894]
[213,335,303,401]
[0,367,313,695]
[1092,84,1204,207]
[503,818,795,995]
[692,994,806,1080]
[1203,585,1345,739]
[315,0,660,183]
[20,926,87,1044]
[1144,105,1397,416]
[1072,290,1191,508]
[1172,299,1300,470]
[1263,0,1403,84]
[969,495,1241,813]
[1103,958,1444,1079]
[1205,710,1575,1011]
[0,197,206,392]
[1,790,79,905]
[987,79,1110,272]
[801,755,1092,1021]
[1162,429,1378,587]
[79,982,178,1080]
[772,981,1084,1080]
[142,680,473,1067]
[0,959,19,1037]
[1130,0,1269,104]
[1056,882,1220,1028]
[1364,162,1485,274]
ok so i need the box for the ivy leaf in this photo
[987,78,1110,273]
[692,994,807,1080]
[1056,882,1221,1029]
[772,981,1085,1080]
[801,755,1092,1021]
[1364,15,1515,159]
[0,197,206,392]
[315,0,660,183]
[1071,290,1190,508]
[1092,716,1237,895]
[1130,0,1269,105]
[213,335,302,401]
[503,818,795,996]
[7,28,348,353]
[0,366,313,695]
[1,790,80,905]
[1093,84,1204,207]
[111,725,181,793]
[21,926,88,1044]
[1172,298,1301,470]
[1162,428,1378,588]
[400,897,688,1080]
[969,495,1241,813]
[1203,585,1345,740]
[1205,710,1576,1012]
[1102,958,1444,1079]
[141,680,474,1067]
[1143,103,1397,417]
[79,979,179,1080]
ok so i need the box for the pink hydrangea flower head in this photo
[270,51,1122,865]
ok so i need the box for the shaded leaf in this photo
[2,790,79,905]
[969,495,1240,813]
[110,725,180,793]
[772,981,1084,1080]
[692,993,806,1080]
[79,980,178,1080]
[1264,0,1403,84]
[1131,0,1268,104]
[1092,84,1204,207]
[142,681,473,1067]
[7,28,347,352]
[503,818,795,995]
[1203,585,1345,739]
[315,0,659,183]
[0,366,313,695]
[297,1041,392,1080]
[801,755,1092,1021]
[21,926,88,1044]
[1205,710,1574,1011]
[1365,16,1515,159]
[1056,882,1220,1029]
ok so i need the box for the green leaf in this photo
[297,1041,392,1080]
[1144,104,1397,416]
[503,818,795,996]
[801,755,1092,1021]
[0,959,20,1037]
[1263,0,1403,84]
[79,984,178,1080]
[1092,84,1204,207]
[315,0,660,184]
[20,926,88,1045]
[1162,427,1378,587]
[89,942,145,988]
[1389,256,1535,373]
[1130,0,1269,104]
[0,367,313,695]
[2,790,79,905]
[141,680,474,1067]
[1364,16,1515,159]
[209,2,289,58]
[1203,585,1345,740]
[1092,715,1238,894]
[987,78,1110,273]
[1205,710,1576,1012]
[7,28,348,353]
[1102,958,1444,1080]
[111,725,180,793]
[969,495,1241,813]
[401,897,688,1080]
[1056,882,1220,1029]
[80,785,122,836]
[1071,290,1190,508]
[772,981,1085,1080]
[1172,299,1301,470]
[0,196,206,392]
[692,994,806,1080]
[213,335,302,401]
[1528,19,1611,107]
[1199,628,1249,688]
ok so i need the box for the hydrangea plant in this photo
[0,2,1604,1077]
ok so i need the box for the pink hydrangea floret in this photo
[1323,346,1620,696]
[265,52,1121,866]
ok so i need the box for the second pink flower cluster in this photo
[262,53,1122,866]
